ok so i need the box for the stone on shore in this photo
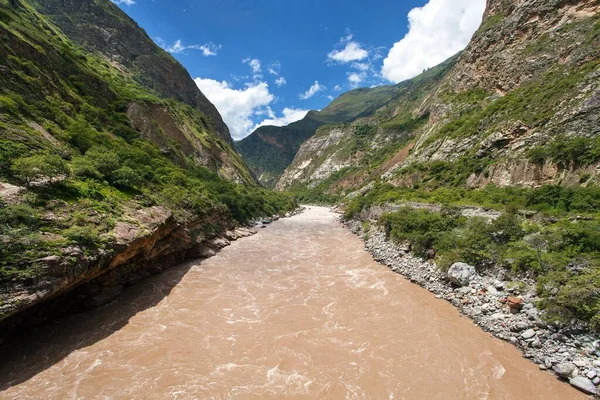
[521,329,536,339]
[569,376,597,395]
[506,296,524,312]
[553,363,577,379]
[447,262,477,286]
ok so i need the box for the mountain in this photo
[0,0,295,330]
[277,0,600,195]
[237,82,417,187]
[3,0,254,184]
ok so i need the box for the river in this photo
[0,206,583,399]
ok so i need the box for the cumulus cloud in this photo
[252,107,310,130]
[155,38,222,56]
[382,0,486,83]
[194,78,274,140]
[112,0,135,5]
[328,41,369,63]
[299,81,325,100]
[275,76,287,87]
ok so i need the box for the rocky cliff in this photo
[277,0,600,194]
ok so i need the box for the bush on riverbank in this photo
[344,183,600,219]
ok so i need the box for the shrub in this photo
[380,207,464,258]
[112,166,142,189]
[71,156,102,179]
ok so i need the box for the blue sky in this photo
[112,0,486,139]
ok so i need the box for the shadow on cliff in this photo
[0,259,200,391]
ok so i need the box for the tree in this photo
[12,155,43,187]
[11,153,70,187]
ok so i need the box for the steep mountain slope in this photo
[276,57,457,192]
[278,0,600,195]
[0,0,295,330]
[237,83,413,187]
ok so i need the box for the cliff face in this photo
[277,0,600,193]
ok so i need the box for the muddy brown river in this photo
[0,206,583,399]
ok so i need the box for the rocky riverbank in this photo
[346,218,600,397]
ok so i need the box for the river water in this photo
[0,206,583,399]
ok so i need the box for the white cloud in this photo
[333,85,342,91]
[156,38,222,56]
[194,78,274,140]
[351,62,370,71]
[252,107,310,130]
[112,0,135,5]
[348,72,366,87]
[275,76,287,87]
[382,0,486,83]
[243,58,262,74]
[327,41,369,63]
[197,43,222,56]
[299,81,325,100]
[267,62,281,76]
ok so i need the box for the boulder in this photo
[569,377,597,395]
[506,296,524,311]
[521,329,536,339]
[553,363,577,379]
[447,262,477,286]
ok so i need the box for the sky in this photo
[112,0,486,140]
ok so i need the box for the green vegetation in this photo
[11,152,70,186]
[344,183,600,219]
[476,13,505,34]
[528,135,600,167]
